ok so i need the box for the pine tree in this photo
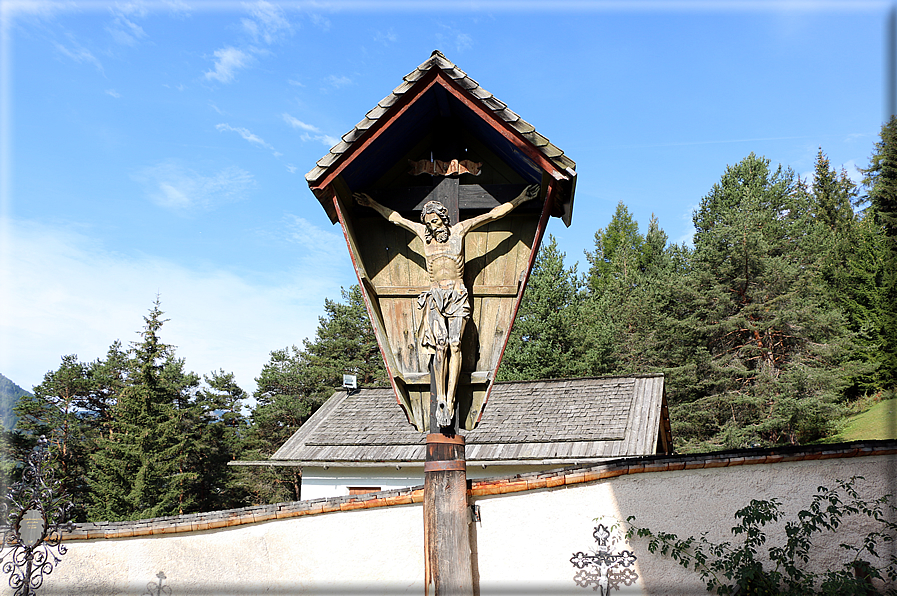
[194,370,248,510]
[674,153,856,450]
[85,341,129,441]
[303,285,386,393]
[240,286,385,504]
[14,355,93,519]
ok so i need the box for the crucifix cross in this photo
[362,180,533,224]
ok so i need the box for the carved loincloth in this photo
[416,286,470,353]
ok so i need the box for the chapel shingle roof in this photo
[271,375,668,467]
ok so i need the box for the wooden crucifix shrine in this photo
[306,51,578,595]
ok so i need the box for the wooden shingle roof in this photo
[271,375,670,467]
[305,50,575,188]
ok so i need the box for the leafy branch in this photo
[621,476,897,595]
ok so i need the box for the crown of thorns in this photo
[421,200,450,226]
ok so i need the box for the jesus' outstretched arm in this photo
[354,192,425,238]
[457,184,540,235]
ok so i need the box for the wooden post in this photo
[424,433,473,596]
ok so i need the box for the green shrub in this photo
[622,477,897,595]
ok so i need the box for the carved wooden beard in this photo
[425,222,450,244]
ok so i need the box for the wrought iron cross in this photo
[0,437,74,596]
[570,524,639,594]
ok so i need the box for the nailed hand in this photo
[354,192,373,207]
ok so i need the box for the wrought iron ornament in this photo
[143,571,172,596]
[571,524,638,594]
[0,437,74,595]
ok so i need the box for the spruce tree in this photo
[814,149,883,397]
[585,205,692,381]
[860,115,897,390]
[812,147,855,232]
[586,202,645,295]
[498,236,599,380]
[88,299,199,521]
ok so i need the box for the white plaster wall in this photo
[12,505,424,596]
[472,455,896,595]
[11,455,894,596]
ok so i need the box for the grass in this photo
[829,398,897,442]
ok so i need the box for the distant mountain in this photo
[0,373,30,430]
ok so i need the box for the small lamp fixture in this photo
[343,374,357,395]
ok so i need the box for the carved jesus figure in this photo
[355,184,539,428]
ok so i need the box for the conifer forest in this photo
[2,118,895,523]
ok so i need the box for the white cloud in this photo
[841,159,864,187]
[112,1,150,18]
[455,33,473,51]
[105,89,121,98]
[283,215,344,255]
[134,162,255,212]
[374,28,397,44]
[324,74,352,89]
[0,219,353,396]
[204,46,251,83]
[300,132,339,148]
[282,113,320,132]
[286,164,297,173]
[676,202,698,247]
[53,41,104,72]
[106,11,147,46]
[309,13,330,32]
[283,114,337,147]
[242,1,292,44]
[215,123,274,150]
[435,26,474,54]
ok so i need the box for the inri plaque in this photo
[18,507,45,548]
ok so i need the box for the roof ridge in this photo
[492,373,664,385]
[305,51,575,186]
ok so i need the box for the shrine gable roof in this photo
[271,375,670,467]
[305,50,577,224]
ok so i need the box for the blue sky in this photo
[0,1,891,396]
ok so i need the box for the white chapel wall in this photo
[302,463,570,500]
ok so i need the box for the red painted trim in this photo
[426,434,465,445]
[331,192,412,426]
[432,74,567,182]
[310,70,570,194]
[424,460,467,472]
[313,71,441,191]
